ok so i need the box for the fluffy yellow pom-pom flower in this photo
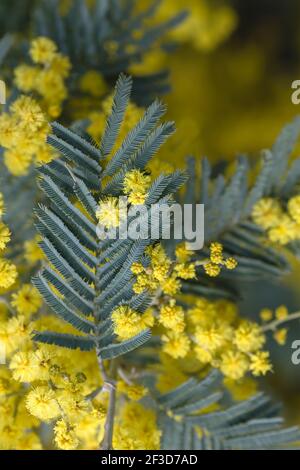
[249,351,273,376]
[233,321,265,354]
[26,386,60,421]
[112,306,154,340]
[162,332,190,359]
[252,198,283,230]
[219,350,249,380]
[159,301,185,333]
[30,37,57,64]
[11,96,46,133]
[0,259,17,289]
[96,197,123,229]
[123,169,151,195]
[54,419,79,450]
[11,284,42,317]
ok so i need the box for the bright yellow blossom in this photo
[252,198,283,229]
[260,308,273,322]
[9,351,37,383]
[14,65,39,92]
[128,191,148,205]
[161,275,181,295]
[219,350,249,380]
[11,96,46,133]
[273,328,288,346]
[96,197,122,229]
[159,301,185,333]
[275,305,288,320]
[162,332,190,359]
[268,215,297,245]
[233,321,265,353]
[210,242,223,264]
[123,169,151,195]
[3,148,32,176]
[54,419,79,450]
[195,325,227,352]
[11,284,42,317]
[249,351,272,376]
[225,257,238,270]
[30,37,57,64]
[203,262,221,277]
[113,402,161,450]
[175,262,196,279]
[194,345,213,364]
[26,386,60,421]
[0,259,17,289]
[112,305,154,340]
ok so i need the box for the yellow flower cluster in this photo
[160,296,273,380]
[11,284,42,318]
[0,258,17,290]
[3,317,107,450]
[54,419,79,450]
[132,243,195,296]
[111,305,154,340]
[129,243,198,358]
[259,305,290,346]
[113,402,161,450]
[159,299,185,333]
[0,37,71,176]
[0,194,17,290]
[0,95,49,175]
[15,37,71,119]
[252,196,300,245]
[161,331,191,359]
[202,242,238,277]
[123,169,152,205]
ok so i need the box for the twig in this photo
[100,380,117,450]
[117,367,133,385]
[96,347,117,450]
[262,311,300,333]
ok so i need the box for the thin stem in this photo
[86,386,103,401]
[96,347,117,450]
[262,311,300,333]
[118,367,133,385]
[100,380,117,450]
